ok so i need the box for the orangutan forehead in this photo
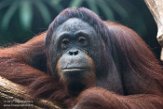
[55,18,95,33]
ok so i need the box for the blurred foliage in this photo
[0,0,160,57]
[0,0,61,29]
[0,0,129,30]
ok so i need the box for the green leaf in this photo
[86,0,99,15]
[106,0,128,18]
[50,0,60,5]
[19,0,33,29]
[34,1,51,24]
[0,0,11,10]
[46,0,63,12]
[98,0,114,20]
[1,1,18,29]
[69,0,83,8]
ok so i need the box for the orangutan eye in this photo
[78,36,88,46]
[61,38,70,49]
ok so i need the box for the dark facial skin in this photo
[52,18,97,95]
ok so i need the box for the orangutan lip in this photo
[62,68,88,72]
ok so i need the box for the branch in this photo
[144,0,163,60]
[0,76,62,109]
[144,0,163,45]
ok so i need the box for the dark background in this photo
[0,0,160,58]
